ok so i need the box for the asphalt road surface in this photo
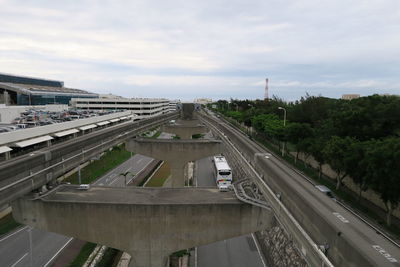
[93,154,153,187]
[203,111,400,267]
[195,157,266,267]
[0,154,153,267]
[0,227,72,267]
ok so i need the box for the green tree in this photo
[343,141,371,201]
[365,138,400,226]
[285,122,314,162]
[308,137,327,179]
[323,136,357,190]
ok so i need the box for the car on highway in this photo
[77,184,90,190]
[315,185,335,200]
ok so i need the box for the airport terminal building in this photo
[0,73,98,105]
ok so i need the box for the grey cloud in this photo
[0,0,399,101]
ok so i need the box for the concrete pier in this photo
[126,138,222,187]
[161,123,207,139]
[12,185,274,267]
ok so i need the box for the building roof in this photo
[14,135,54,148]
[0,82,97,97]
[0,72,63,87]
[213,156,231,170]
[0,111,133,146]
[71,97,169,102]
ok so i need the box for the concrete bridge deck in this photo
[12,185,274,267]
[35,185,242,205]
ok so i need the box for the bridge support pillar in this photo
[12,186,274,267]
[126,138,222,187]
[161,123,207,139]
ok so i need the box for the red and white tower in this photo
[264,78,269,100]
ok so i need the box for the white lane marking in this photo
[127,159,153,184]
[43,237,74,267]
[137,158,143,164]
[110,173,117,178]
[0,226,28,242]
[109,176,121,185]
[11,252,28,267]
[333,212,349,223]
[127,167,132,172]
[252,233,267,267]
[372,245,398,263]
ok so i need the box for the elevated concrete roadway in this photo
[12,186,274,267]
[199,111,400,267]
[161,120,207,139]
[0,112,178,207]
[0,153,155,267]
[126,138,222,187]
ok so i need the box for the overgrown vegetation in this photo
[65,144,131,184]
[144,162,171,187]
[171,249,190,257]
[96,247,120,267]
[211,94,400,226]
[192,133,204,139]
[0,213,21,236]
[69,242,97,267]
[151,131,162,139]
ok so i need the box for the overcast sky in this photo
[1,0,399,101]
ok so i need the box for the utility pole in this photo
[278,107,287,156]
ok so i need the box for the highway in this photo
[195,157,266,267]
[0,227,72,267]
[200,111,400,267]
[93,154,153,187]
[0,154,153,267]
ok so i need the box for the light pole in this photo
[247,104,254,136]
[278,107,287,156]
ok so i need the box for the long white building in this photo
[70,97,170,119]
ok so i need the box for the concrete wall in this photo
[256,226,308,267]
[161,124,206,139]
[126,138,222,164]
[12,188,274,267]
[180,103,197,120]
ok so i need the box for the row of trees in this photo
[212,95,400,225]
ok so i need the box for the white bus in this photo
[213,155,233,191]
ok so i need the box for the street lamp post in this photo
[278,107,287,156]
[247,104,254,136]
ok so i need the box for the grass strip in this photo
[192,133,204,139]
[69,242,97,267]
[0,213,21,236]
[150,131,161,139]
[65,144,131,184]
[144,162,171,187]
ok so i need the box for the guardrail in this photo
[0,112,179,207]
[199,112,334,267]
